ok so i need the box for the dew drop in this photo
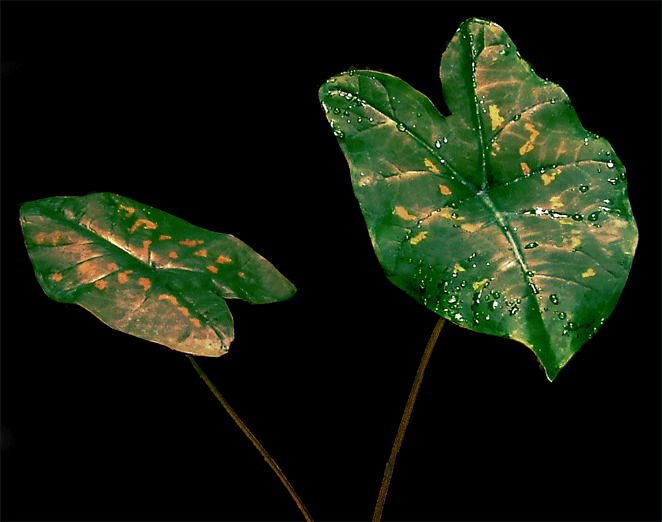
[579,185,589,193]
[529,283,539,295]
[566,321,578,331]
[524,242,538,249]
[396,122,407,132]
[572,213,583,222]
[583,137,590,145]
[334,130,345,139]
[607,160,615,168]
[434,140,442,148]
[607,178,618,185]
[587,211,600,222]
[443,137,448,144]
[510,306,519,315]
[549,294,559,305]
[557,311,566,319]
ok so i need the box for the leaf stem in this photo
[372,316,446,522]
[186,354,314,522]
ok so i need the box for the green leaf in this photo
[319,18,638,381]
[19,192,296,357]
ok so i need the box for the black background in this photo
[3,2,660,521]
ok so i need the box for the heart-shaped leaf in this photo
[319,18,638,381]
[20,192,296,356]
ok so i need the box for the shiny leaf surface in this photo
[319,18,637,380]
[20,192,296,356]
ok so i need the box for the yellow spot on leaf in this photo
[95,279,108,290]
[169,251,178,259]
[138,278,151,291]
[410,231,428,245]
[177,306,189,317]
[393,205,417,221]
[549,196,563,209]
[194,250,208,257]
[159,235,171,240]
[434,209,464,221]
[119,204,135,217]
[563,237,581,251]
[453,263,465,272]
[190,318,201,328]
[107,263,118,271]
[472,278,489,291]
[207,265,218,273]
[238,272,245,278]
[424,158,440,174]
[159,294,178,305]
[439,185,452,195]
[519,123,539,155]
[128,219,157,234]
[488,105,504,130]
[118,270,132,284]
[582,268,596,278]
[520,162,530,176]
[542,169,561,186]
[51,273,63,281]
[216,255,232,264]
[461,222,482,232]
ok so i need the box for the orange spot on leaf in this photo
[118,270,132,284]
[107,263,119,271]
[169,251,178,259]
[177,306,190,317]
[128,219,157,234]
[190,318,201,328]
[238,272,245,278]
[216,255,232,264]
[159,235,171,240]
[180,239,198,247]
[119,204,135,217]
[138,278,151,291]
[51,273,63,281]
[159,294,178,305]
[95,280,108,290]
[194,250,207,257]
[207,265,218,274]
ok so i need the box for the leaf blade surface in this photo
[319,18,637,380]
[20,192,296,356]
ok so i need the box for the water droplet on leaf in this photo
[607,160,615,168]
[396,122,407,132]
[550,294,559,305]
[524,242,538,249]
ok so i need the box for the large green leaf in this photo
[20,192,296,356]
[319,18,637,381]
